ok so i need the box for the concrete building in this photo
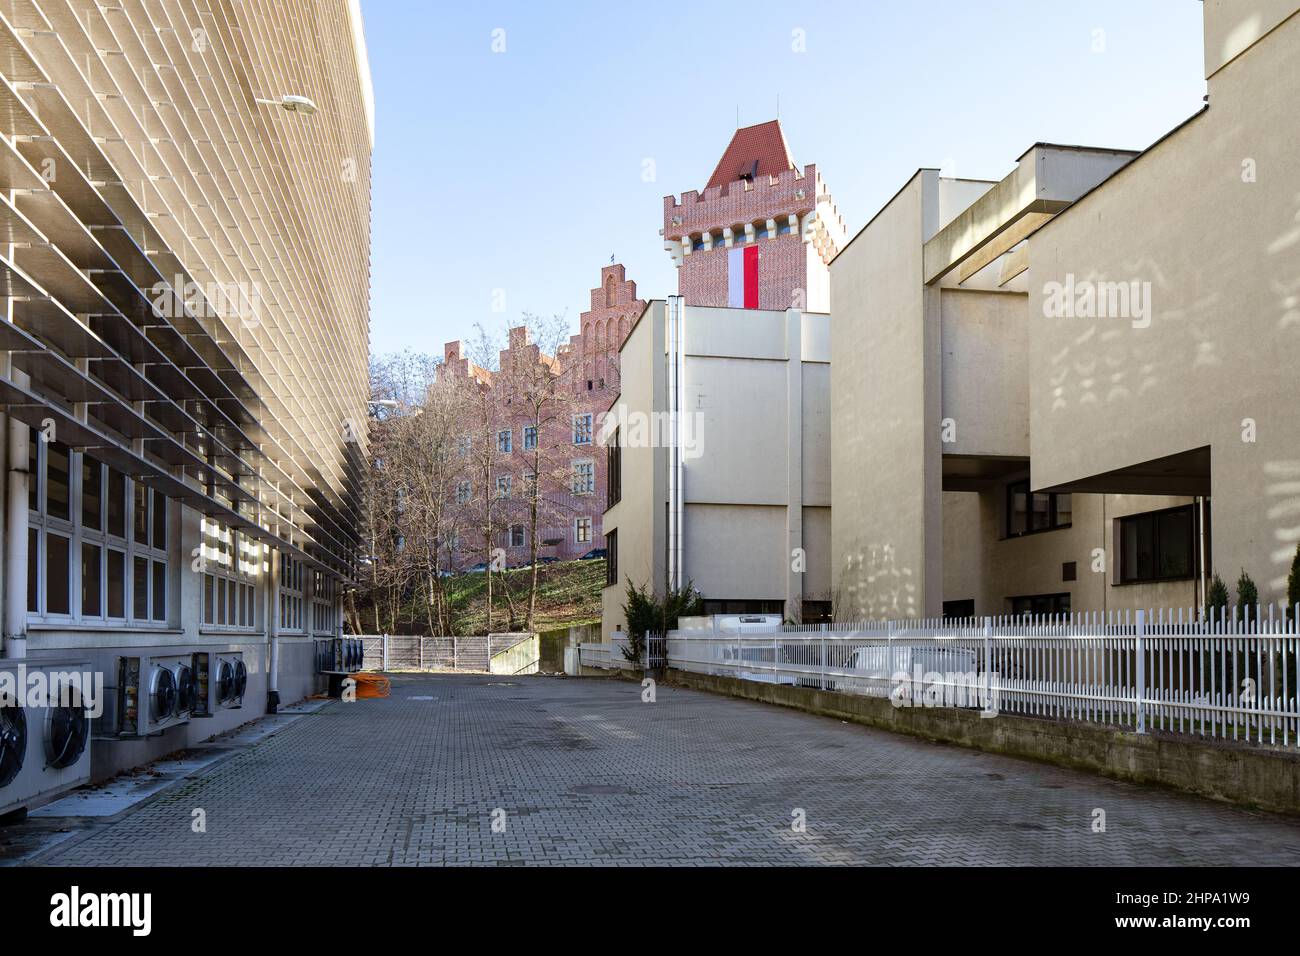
[438,264,645,566]
[602,122,842,636]
[831,0,1297,619]
[0,0,373,782]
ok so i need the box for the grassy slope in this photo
[376,559,604,636]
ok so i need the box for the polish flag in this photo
[727,244,759,309]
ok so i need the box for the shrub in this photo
[1235,568,1258,617]
[1204,573,1229,622]
[1287,543,1300,615]
[621,580,703,661]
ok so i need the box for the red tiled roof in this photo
[705,119,795,190]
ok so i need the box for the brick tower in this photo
[661,119,846,313]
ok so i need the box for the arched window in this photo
[605,276,616,307]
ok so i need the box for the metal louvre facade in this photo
[0,0,371,580]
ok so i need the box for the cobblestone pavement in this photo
[29,674,1300,866]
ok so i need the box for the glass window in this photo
[152,490,167,550]
[1006,481,1071,537]
[204,575,215,625]
[107,550,125,619]
[46,533,70,614]
[572,461,595,495]
[575,517,592,543]
[81,543,101,617]
[134,482,149,545]
[1119,507,1197,584]
[107,469,126,537]
[47,443,70,521]
[497,430,512,454]
[27,428,37,512]
[133,556,149,619]
[152,560,166,621]
[573,414,593,445]
[26,527,38,613]
[510,525,525,548]
[82,458,102,530]
[523,426,538,450]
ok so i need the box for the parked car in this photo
[579,548,607,561]
[463,562,489,574]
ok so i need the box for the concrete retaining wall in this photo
[662,670,1300,817]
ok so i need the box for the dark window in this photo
[1062,561,1078,582]
[133,555,149,619]
[1006,480,1071,537]
[133,482,149,545]
[802,601,833,624]
[152,560,167,621]
[46,533,70,614]
[607,428,622,506]
[107,469,126,537]
[81,543,101,617]
[1009,593,1071,618]
[700,599,785,615]
[107,550,125,619]
[943,599,975,620]
[1119,505,1197,584]
[82,457,102,530]
[605,529,618,587]
[152,490,168,550]
[26,527,38,613]
[47,443,70,521]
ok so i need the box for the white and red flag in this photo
[727,244,759,309]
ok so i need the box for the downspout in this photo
[266,544,280,712]
[666,296,684,592]
[1197,495,1208,616]
[3,367,28,659]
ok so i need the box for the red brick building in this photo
[438,265,645,567]
[661,119,846,312]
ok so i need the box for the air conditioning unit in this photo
[211,653,246,710]
[717,614,783,634]
[102,654,197,737]
[319,638,363,673]
[0,658,93,819]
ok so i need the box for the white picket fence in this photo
[664,606,1300,750]
[358,634,533,673]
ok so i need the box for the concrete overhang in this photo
[1038,447,1211,498]
[923,145,1138,285]
[942,454,1028,492]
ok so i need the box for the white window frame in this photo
[27,438,170,627]
[574,516,592,544]
[509,524,526,548]
[279,553,306,633]
[312,571,338,636]
[200,518,261,633]
[497,429,513,454]
[572,459,595,496]
[523,425,538,450]
[456,480,471,504]
[496,475,512,499]
[573,413,593,446]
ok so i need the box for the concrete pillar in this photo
[266,544,280,712]
[785,309,804,624]
[4,409,28,658]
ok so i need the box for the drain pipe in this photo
[266,543,280,713]
[3,388,28,659]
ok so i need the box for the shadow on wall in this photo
[839,544,918,620]
[1265,459,1300,594]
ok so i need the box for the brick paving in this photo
[30,674,1300,866]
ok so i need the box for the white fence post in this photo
[983,617,993,713]
[1135,609,1147,735]
[382,634,389,671]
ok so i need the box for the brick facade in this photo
[662,120,846,313]
[437,265,644,567]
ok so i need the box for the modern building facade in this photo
[831,0,1297,620]
[438,264,645,567]
[602,122,842,636]
[0,0,373,784]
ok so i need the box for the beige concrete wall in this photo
[831,172,942,619]
[600,302,666,637]
[942,488,1200,616]
[940,289,1030,458]
[1204,0,1300,77]
[1028,10,1300,603]
[602,302,832,633]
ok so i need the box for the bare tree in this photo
[494,313,575,633]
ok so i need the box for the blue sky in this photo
[363,0,1206,357]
